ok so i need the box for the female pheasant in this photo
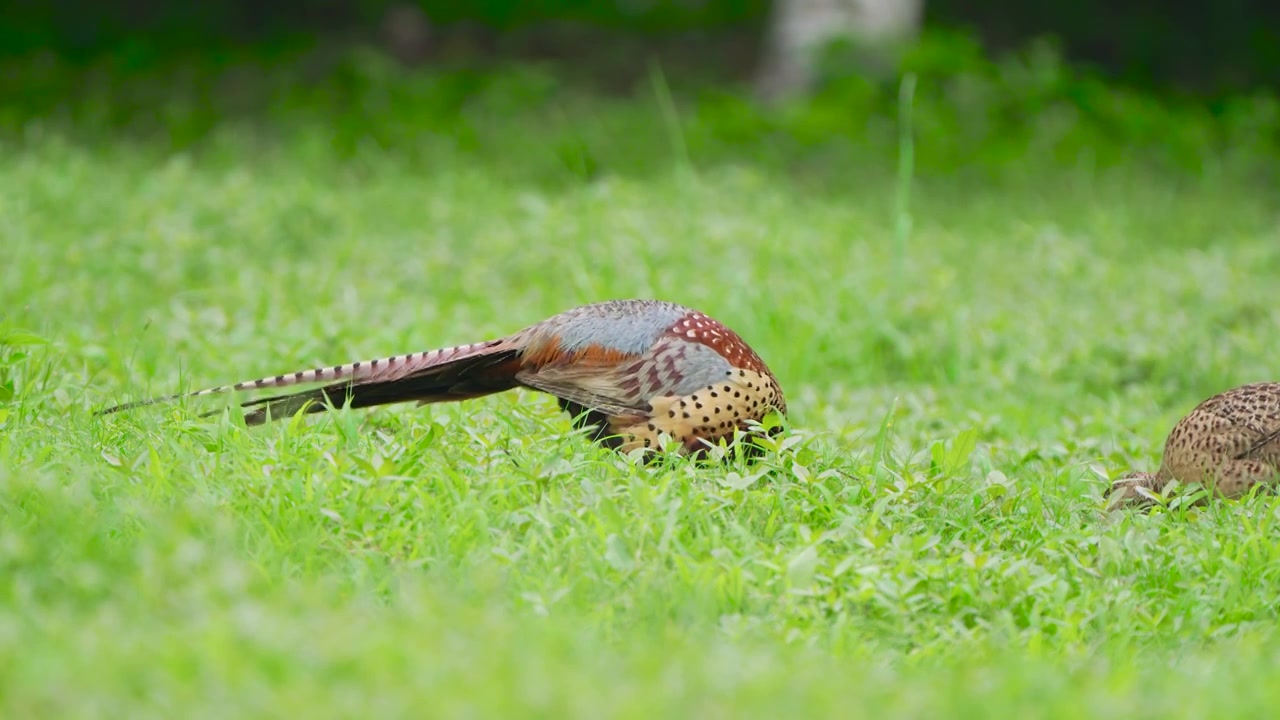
[98,299,788,456]
[1106,382,1280,510]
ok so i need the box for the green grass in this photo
[5,55,1280,717]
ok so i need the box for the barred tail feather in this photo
[96,339,511,417]
[235,347,522,425]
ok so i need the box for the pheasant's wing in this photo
[514,368,645,415]
[516,365,648,419]
[1238,425,1280,462]
[517,335,745,419]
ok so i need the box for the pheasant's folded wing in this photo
[516,365,650,419]
[1238,425,1280,462]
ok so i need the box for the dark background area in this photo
[3,0,1279,96]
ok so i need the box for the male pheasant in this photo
[1106,382,1280,510]
[98,299,787,456]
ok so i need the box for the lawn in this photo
[3,52,1280,717]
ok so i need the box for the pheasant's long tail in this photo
[234,347,524,425]
[97,338,521,424]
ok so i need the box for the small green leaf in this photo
[786,545,820,590]
[791,461,811,483]
[719,469,766,490]
[873,397,899,471]
[0,330,49,346]
[604,534,635,572]
[941,427,979,476]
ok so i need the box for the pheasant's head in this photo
[1104,470,1163,511]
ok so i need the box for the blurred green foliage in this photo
[2,28,1276,189]
[0,0,770,58]
[4,0,1279,93]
